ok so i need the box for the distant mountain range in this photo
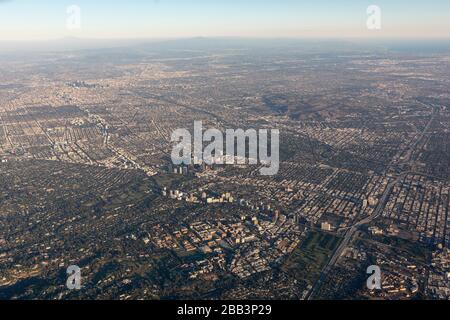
[1,36,450,54]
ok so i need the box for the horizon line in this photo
[2,35,450,43]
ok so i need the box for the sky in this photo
[0,0,450,41]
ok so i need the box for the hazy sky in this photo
[1,0,450,41]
